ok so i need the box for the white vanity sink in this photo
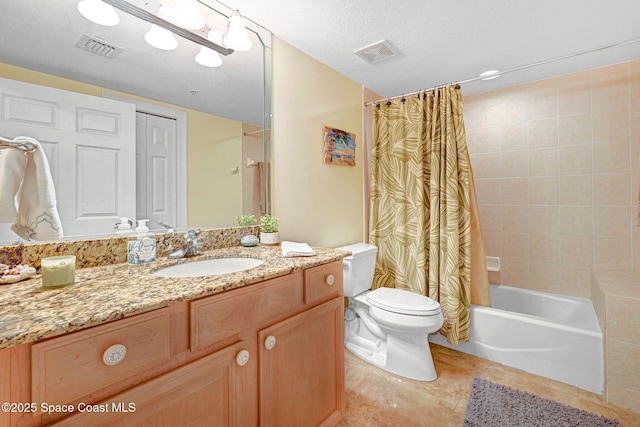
[153,258,265,278]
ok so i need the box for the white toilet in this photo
[338,243,444,381]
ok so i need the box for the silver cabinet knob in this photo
[325,274,335,285]
[236,349,250,366]
[103,344,127,366]
[264,335,276,350]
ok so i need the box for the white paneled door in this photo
[135,112,177,231]
[0,77,136,240]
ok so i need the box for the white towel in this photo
[0,136,63,241]
[281,241,316,257]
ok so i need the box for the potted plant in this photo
[236,214,257,226]
[260,214,280,246]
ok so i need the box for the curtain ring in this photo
[386,101,392,107]
[376,103,380,109]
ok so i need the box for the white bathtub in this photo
[429,284,603,394]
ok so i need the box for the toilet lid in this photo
[367,287,441,315]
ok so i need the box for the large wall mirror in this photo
[0,0,271,244]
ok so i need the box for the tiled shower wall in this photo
[464,59,640,298]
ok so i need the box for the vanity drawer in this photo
[304,260,343,305]
[31,308,171,407]
[191,271,304,351]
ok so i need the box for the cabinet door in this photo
[52,341,256,427]
[259,297,344,427]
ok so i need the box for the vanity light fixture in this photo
[145,24,179,50]
[78,0,253,58]
[195,29,224,67]
[77,0,120,26]
[158,0,204,31]
[479,69,501,80]
[223,12,252,51]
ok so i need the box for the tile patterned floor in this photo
[338,343,640,427]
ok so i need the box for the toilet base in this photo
[345,332,438,381]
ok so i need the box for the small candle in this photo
[41,256,76,289]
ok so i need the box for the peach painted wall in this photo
[464,59,640,298]
[271,38,365,247]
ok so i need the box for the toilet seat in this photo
[367,287,440,316]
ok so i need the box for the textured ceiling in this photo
[1,0,639,121]
[228,0,640,99]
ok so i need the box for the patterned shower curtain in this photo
[370,85,490,345]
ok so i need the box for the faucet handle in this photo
[183,228,201,242]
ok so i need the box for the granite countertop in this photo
[0,245,349,349]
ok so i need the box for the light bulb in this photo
[195,29,224,67]
[77,0,120,26]
[160,0,204,30]
[223,14,252,51]
[145,25,178,50]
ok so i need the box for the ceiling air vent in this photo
[76,34,123,59]
[354,40,398,65]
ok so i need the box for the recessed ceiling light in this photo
[479,70,501,80]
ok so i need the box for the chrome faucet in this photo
[158,220,175,233]
[168,228,204,259]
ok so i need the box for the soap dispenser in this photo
[115,217,134,234]
[127,219,156,265]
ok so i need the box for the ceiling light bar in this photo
[101,0,234,56]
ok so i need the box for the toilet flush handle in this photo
[325,274,335,286]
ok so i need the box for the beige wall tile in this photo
[560,266,590,297]
[502,232,530,261]
[529,205,559,234]
[530,234,560,263]
[593,141,631,174]
[559,144,593,175]
[606,295,640,345]
[474,178,502,205]
[501,206,530,233]
[561,235,594,267]
[631,59,640,106]
[479,205,501,232]
[501,150,529,177]
[528,118,559,148]
[529,176,558,205]
[470,152,501,179]
[526,78,558,120]
[481,230,502,258]
[591,62,630,111]
[501,178,529,205]
[592,107,630,143]
[528,262,561,293]
[474,125,502,153]
[595,206,631,238]
[559,206,593,236]
[499,122,528,151]
[593,174,630,206]
[559,175,593,205]
[559,113,592,145]
[501,260,530,287]
[594,237,632,268]
[529,146,559,177]
[606,383,640,414]
[607,339,640,391]
[557,70,592,116]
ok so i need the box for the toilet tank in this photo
[337,243,378,297]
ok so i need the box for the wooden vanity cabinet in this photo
[1,260,345,427]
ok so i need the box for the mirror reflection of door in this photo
[135,112,177,231]
[0,77,136,242]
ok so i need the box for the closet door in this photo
[0,77,136,239]
[135,112,177,230]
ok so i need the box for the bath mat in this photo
[463,377,621,427]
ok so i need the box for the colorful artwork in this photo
[323,126,356,166]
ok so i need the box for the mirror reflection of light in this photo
[159,0,205,30]
[145,25,179,50]
[224,13,252,51]
[195,29,224,67]
[77,0,120,26]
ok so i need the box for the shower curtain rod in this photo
[365,36,640,106]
